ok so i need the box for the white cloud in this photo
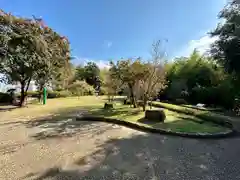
[176,35,218,57]
[72,56,110,69]
[95,60,111,69]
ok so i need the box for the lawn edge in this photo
[76,115,236,139]
[150,102,234,128]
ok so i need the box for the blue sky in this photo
[1,0,226,68]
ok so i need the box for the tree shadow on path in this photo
[24,109,116,140]
[22,132,240,180]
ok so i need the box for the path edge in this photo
[76,116,236,139]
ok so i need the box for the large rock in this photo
[145,109,166,122]
[104,103,113,109]
[123,99,131,105]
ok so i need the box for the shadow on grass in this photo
[137,118,158,125]
[177,116,204,124]
[89,106,142,118]
[20,131,239,180]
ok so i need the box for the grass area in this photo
[89,103,230,133]
[0,96,105,121]
[0,96,231,134]
[181,104,223,112]
[150,101,234,128]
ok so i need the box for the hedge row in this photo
[0,89,95,103]
[150,102,233,128]
[17,90,93,98]
[0,92,13,103]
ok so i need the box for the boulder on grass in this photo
[145,109,166,122]
[104,103,113,109]
[123,99,131,105]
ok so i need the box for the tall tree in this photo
[74,64,85,81]
[211,1,240,78]
[109,58,145,108]
[138,40,167,111]
[83,62,100,88]
[0,10,70,106]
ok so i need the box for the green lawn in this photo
[0,96,230,134]
[89,102,230,133]
[0,96,105,121]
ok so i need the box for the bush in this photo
[175,98,187,105]
[145,110,166,122]
[68,81,95,96]
[47,91,57,98]
[99,87,107,95]
[47,91,72,98]
[0,92,13,103]
[57,91,72,97]
[150,102,233,128]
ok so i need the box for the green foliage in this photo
[109,58,147,107]
[167,51,224,89]
[47,91,72,98]
[174,98,187,105]
[0,10,70,106]
[74,65,85,81]
[164,50,232,107]
[83,62,100,87]
[150,102,232,128]
[211,1,240,76]
[68,80,95,96]
[99,87,107,95]
[0,92,12,103]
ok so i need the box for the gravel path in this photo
[0,116,240,180]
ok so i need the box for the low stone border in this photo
[76,116,236,139]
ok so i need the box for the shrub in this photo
[150,102,233,128]
[57,91,72,97]
[47,91,57,98]
[175,98,187,105]
[68,81,95,96]
[0,92,13,103]
[47,91,72,98]
[99,87,107,95]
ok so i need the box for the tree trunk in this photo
[19,78,31,107]
[150,98,153,109]
[129,85,137,108]
[142,94,147,111]
[38,84,44,102]
[19,81,26,107]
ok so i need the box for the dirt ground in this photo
[0,111,240,180]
